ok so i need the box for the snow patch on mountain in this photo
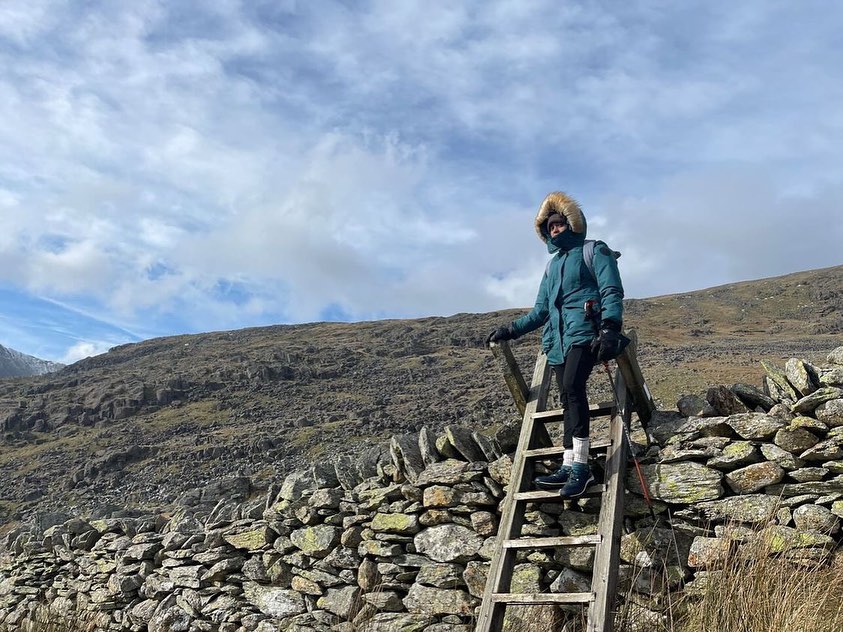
[0,344,64,378]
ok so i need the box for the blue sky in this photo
[1,1,842,363]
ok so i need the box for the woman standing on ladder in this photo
[487,191,627,498]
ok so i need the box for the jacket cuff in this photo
[602,319,621,332]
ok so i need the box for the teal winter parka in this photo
[510,192,624,365]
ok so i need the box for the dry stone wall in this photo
[2,347,843,631]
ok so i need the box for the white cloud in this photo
[61,340,113,364]
[0,0,842,358]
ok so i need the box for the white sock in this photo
[563,449,574,468]
[573,437,589,464]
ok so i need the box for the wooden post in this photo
[476,352,551,632]
[490,340,529,416]
[615,329,656,427]
[587,370,628,632]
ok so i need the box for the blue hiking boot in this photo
[559,463,595,498]
[534,465,571,490]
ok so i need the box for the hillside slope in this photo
[0,264,840,524]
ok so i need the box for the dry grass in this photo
[676,536,843,632]
[611,518,843,632]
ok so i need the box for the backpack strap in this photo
[545,239,621,281]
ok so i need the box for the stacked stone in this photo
[2,348,843,631]
[0,423,516,631]
[619,346,843,620]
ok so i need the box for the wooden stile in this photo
[477,336,652,632]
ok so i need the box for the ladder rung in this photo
[504,535,601,549]
[492,592,595,605]
[532,401,614,423]
[514,485,605,502]
[524,439,611,459]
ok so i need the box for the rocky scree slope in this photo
[0,265,840,524]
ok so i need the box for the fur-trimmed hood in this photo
[534,191,587,243]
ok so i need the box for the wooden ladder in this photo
[476,335,655,632]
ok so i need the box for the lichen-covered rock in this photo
[816,399,843,427]
[688,536,732,569]
[660,445,719,463]
[148,595,191,632]
[243,583,306,618]
[790,415,829,433]
[414,525,483,563]
[785,358,818,397]
[707,385,748,416]
[760,443,804,470]
[556,510,600,536]
[788,467,828,482]
[706,441,760,470]
[792,388,843,414]
[444,425,484,462]
[732,383,776,411]
[800,439,843,462]
[762,361,800,401]
[423,485,494,508]
[317,585,361,619]
[820,368,843,387]
[774,427,820,454]
[370,513,420,535]
[677,394,715,418]
[462,560,489,598]
[470,511,497,536]
[828,346,843,365]
[487,455,512,487]
[759,525,836,553]
[358,540,402,557]
[416,563,465,589]
[629,462,723,503]
[725,462,785,494]
[402,582,475,615]
[290,525,340,558]
[550,567,591,593]
[726,413,786,440]
[223,525,275,551]
[676,416,733,438]
[792,505,841,534]
[357,613,435,632]
[766,476,843,497]
[391,433,425,483]
[309,487,344,510]
[621,527,692,568]
[690,494,779,524]
[363,590,404,612]
[472,431,501,461]
[414,460,472,486]
[768,403,795,421]
[279,470,313,501]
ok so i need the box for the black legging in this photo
[552,345,595,448]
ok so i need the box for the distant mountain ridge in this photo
[0,344,64,378]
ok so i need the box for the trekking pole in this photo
[584,300,656,520]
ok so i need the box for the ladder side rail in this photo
[476,351,552,632]
[615,329,656,427]
[587,371,630,632]
[489,340,530,417]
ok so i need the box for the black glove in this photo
[487,324,516,346]
[590,320,628,361]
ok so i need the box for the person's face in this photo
[549,220,567,238]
